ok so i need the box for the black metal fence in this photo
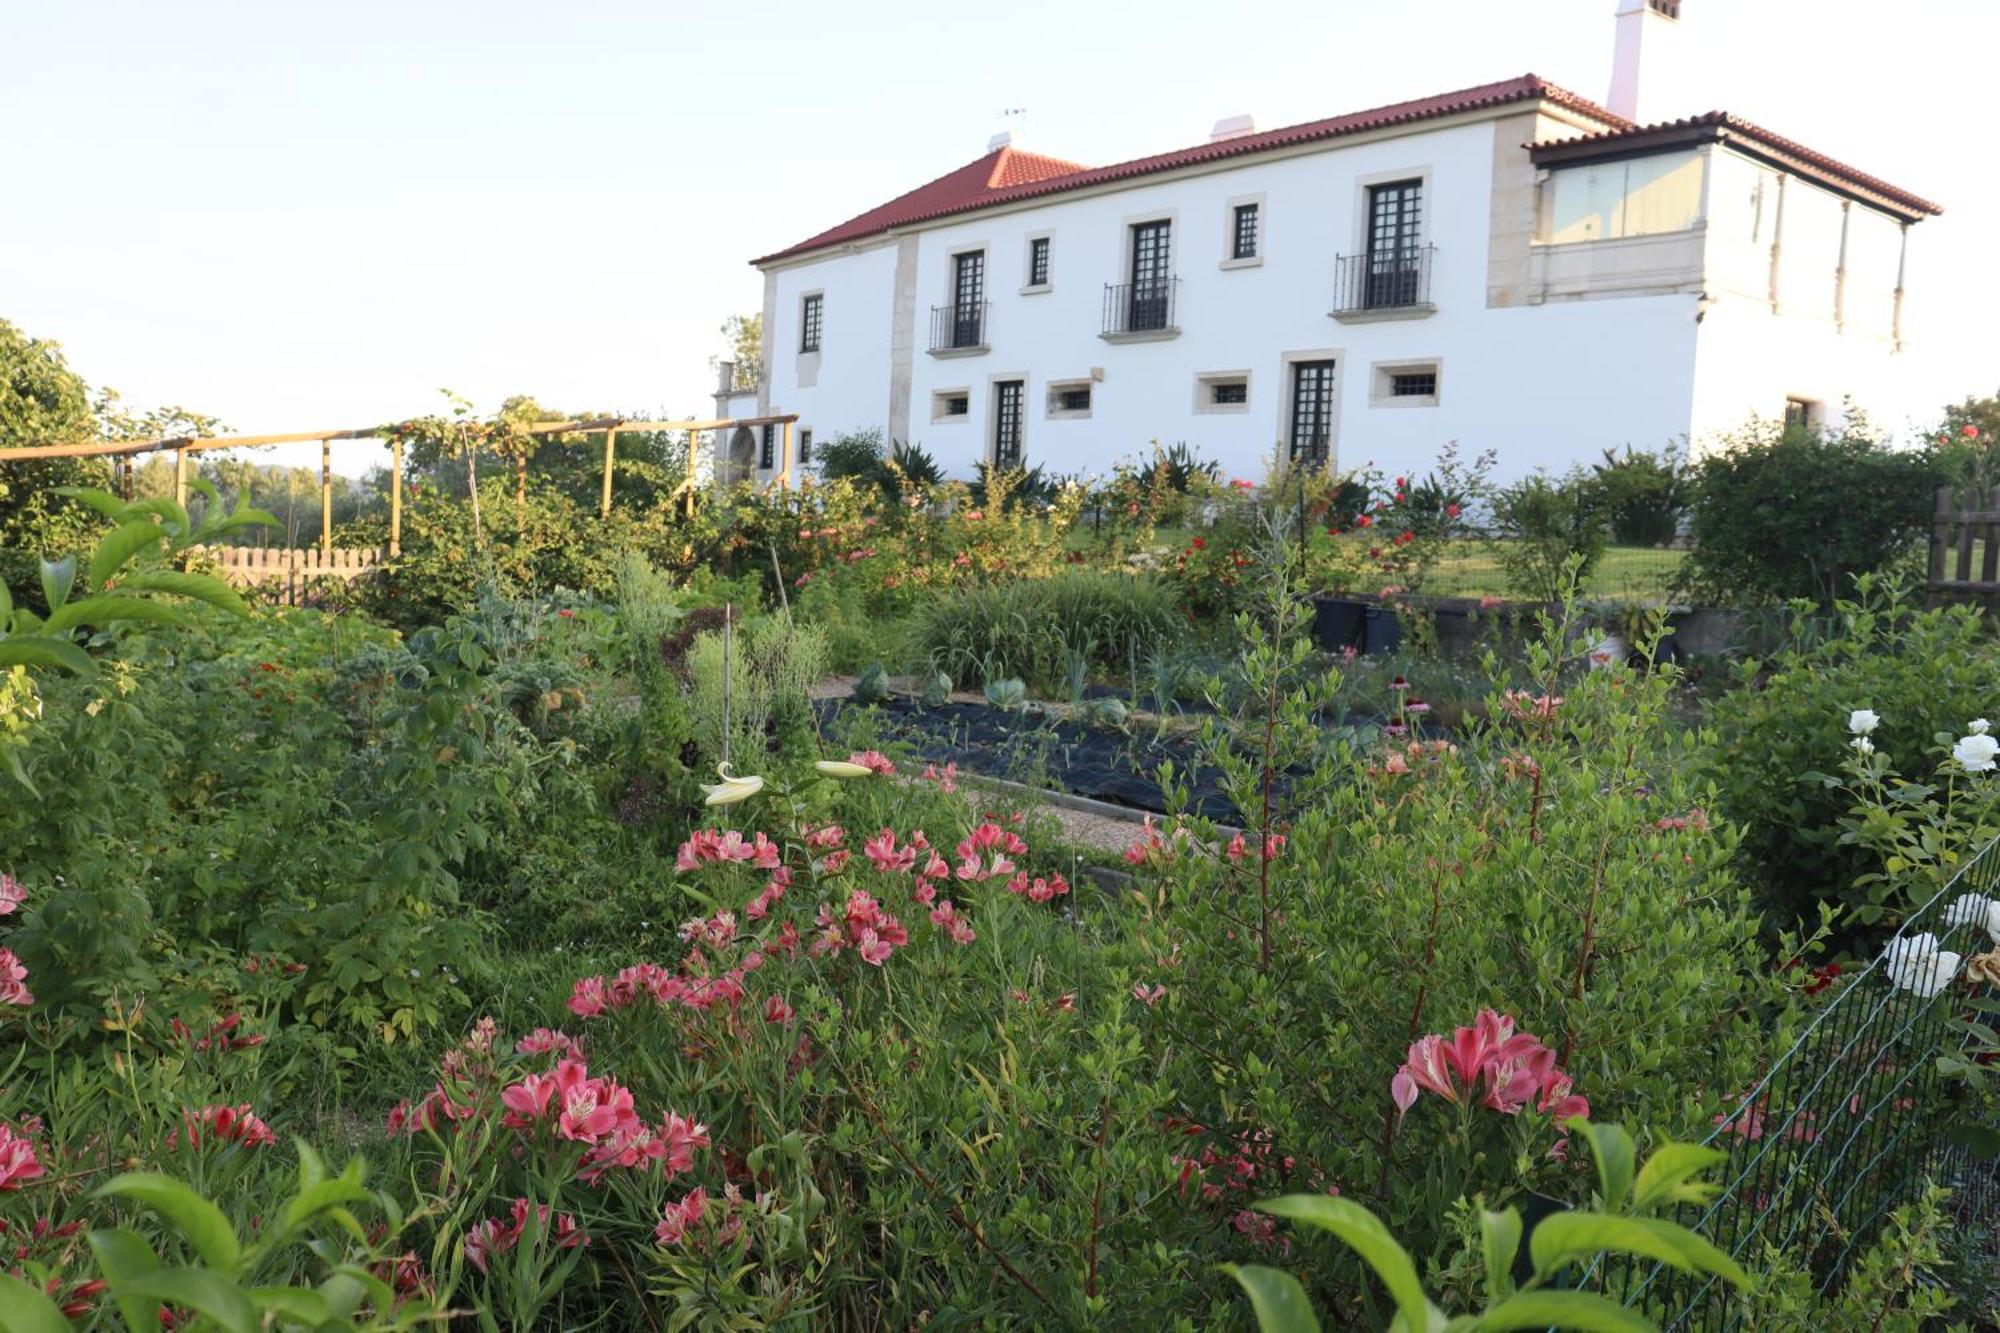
[1101,278,1180,336]
[1332,245,1436,315]
[1603,837,2000,1328]
[928,301,989,353]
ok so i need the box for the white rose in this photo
[1954,733,2000,774]
[1944,894,1995,929]
[1848,709,1880,736]
[1851,737,1875,755]
[1972,718,1993,736]
[1883,933,1961,997]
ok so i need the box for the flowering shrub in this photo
[1705,578,2000,927]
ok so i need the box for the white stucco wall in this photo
[762,244,901,475]
[1690,148,1922,450]
[749,119,1925,487]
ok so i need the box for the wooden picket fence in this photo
[196,544,386,607]
[1927,485,2000,614]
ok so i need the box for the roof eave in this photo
[754,81,1627,268]
[1530,120,1941,223]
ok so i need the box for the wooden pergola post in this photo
[683,428,699,520]
[779,421,793,489]
[389,435,404,557]
[600,427,618,520]
[320,438,333,554]
[173,444,188,509]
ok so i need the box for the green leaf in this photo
[1475,1288,1657,1331]
[199,507,281,542]
[89,1226,165,1332]
[114,1269,258,1333]
[1572,1120,1636,1212]
[87,519,169,588]
[52,486,131,521]
[0,1273,73,1333]
[0,577,10,626]
[247,1285,333,1323]
[117,496,192,537]
[95,1172,243,1272]
[0,638,95,674]
[40,594,193,635]
[39,555,74,612]
[186,475,221,509]
[111,570,251,618]
[1629,1143,1727,1213]
[1529,1213,1749,1291]
[1222,1263,1320,1333]
[1480,1207,1522,1304]
[1259,1195,1438,1332]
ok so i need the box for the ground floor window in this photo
[1289,360,1337,464]
[992,380,1024,467]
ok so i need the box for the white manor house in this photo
[712,0,1939,486]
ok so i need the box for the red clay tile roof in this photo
[753,74,1627,265]
[1530,111,1942,220]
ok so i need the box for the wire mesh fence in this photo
[1598,836,2000,1328]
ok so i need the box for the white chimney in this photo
[1209,114,1257,143]
[1607,0,1686,124]
[987,129,1015,153]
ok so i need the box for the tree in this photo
[712,314,762,390]
[0,320,110,600]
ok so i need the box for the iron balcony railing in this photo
[1101,277,1180,337]
[1332,245,1436,315]
[928,301,989,352]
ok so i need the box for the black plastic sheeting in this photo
[815,697,1269,822]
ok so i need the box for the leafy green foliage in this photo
[1702,578,1995,926]
[1492,470,1610,602]
[1591,445,1687,547]
[1230,1124,1747,1331]
[911,569,1183,692]
[1677,420,1943,607]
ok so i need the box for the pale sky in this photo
[3,0,1993,473]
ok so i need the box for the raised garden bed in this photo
[816,695,1259,822]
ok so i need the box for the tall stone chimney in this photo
[1608,0,1686,124]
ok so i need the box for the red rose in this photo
[1967,425,1982,440]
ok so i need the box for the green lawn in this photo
[1422,542,1686,601]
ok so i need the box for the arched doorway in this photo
[721,426,757,487]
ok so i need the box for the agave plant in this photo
[0,479,271,675]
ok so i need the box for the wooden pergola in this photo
[0,413,802,555]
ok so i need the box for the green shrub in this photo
[909,570,1183,692]
[1677,420,1943,607]
[1701,577,1996,927]
[1492,470,1609,602]
[1592,443,1687,546]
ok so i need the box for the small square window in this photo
[1046,381,1093,418]
[1369,360,1441,408]
[798,428,813,463]
[1194,372,1251,414]
[1784,397,1816,431]
[947,395,969,416]
[1232,203,1259,260]
[1028,237,1050,287]
[800,294,823,353]
[933,389,972,422]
